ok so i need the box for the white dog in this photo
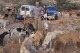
[43,20,49,31]
[42,30,64,49]
[0,19,7,29]
[10,27,29,43]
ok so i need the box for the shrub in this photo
[15,3,21,9]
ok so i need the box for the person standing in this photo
[32,1,43,30]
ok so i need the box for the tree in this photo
[55,0,67,10]
[15,2,21,9]
[28,0,40,5]
[0,4,4,11]
[56,0,66,6]
[56,0,80,10]
[66,3,80,10]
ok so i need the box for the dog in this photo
[19,30,29,43]
[0,15,9,29]
[42,30,64,50]
[23,19,35,34]
[3,33,11,45]
[23,18,33,27]
[54,32,80,53]
[23,19,30,25]
[20,34,35,53]
[10,27,29,43]
[33,30,45,49]
[43,20,49,31]
[27,23,36,34]
[0,19,7,29]
[0,29,11,45]
[10,27,26,37]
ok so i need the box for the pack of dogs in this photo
[0,23,36,45]
[0,17,46,46]
[19,30,64,52]
[0,16,80,53]
[20,30,80,53]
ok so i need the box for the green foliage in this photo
[0,4,4,11]
[55,0,67,10]
[68,3,80,10]
[56,0,66,6]
[15,3,21,9]
[29,0,40,5]
[63,3,80,10]
[56,0,80,10]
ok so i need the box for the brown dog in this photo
[54,32,80,53]
[23,19,30,25]
[33,30,46,49]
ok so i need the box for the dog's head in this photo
[33,37,40,47]
[33,31,42,47]
[41,43,47,50]
[33,40,40,48]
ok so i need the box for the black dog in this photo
[0,31,9,45]
[27,24,36,33]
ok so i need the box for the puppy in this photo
[54,32,80,53]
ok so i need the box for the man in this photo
[32,1,43,30]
